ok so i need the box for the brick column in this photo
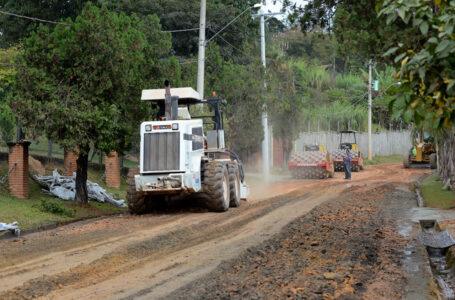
[105,151,120,189]
[63,151,78,176]
[7,141,31,199]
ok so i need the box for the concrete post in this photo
[368,59,373,160]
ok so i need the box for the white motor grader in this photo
[126,81,248,214]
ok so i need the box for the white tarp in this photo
[33,170,126,207]
[0,221,20,236]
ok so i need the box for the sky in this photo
[262,0,307,21]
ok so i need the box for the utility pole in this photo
[368,59,373,160]
[260,14,270,178]
[255,10,283,179]
[197,0,206,100]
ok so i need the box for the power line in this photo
[0,10,204,33]
[207,27,259,60]
[179,60,198,65]
[0,10,71,26]
[163,27,205,33]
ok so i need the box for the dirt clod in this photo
[168,185,409,300]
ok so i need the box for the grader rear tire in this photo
[403,154,410,169]
[126,166,147,214]
[201,161,230,212]
[228,162,241,207]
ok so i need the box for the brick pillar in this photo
[105,151,120,189]
[7,141,31,199]
[63,151,78,176]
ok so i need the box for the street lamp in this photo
[197,3,262,99]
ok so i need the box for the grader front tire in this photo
[126,166,147,214]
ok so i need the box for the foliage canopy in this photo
[11,3,172,202]
[380,0,455,129]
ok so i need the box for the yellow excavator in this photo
[403,131,436,169]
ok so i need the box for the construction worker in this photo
[411,146,417,157]
[344,149,352,180]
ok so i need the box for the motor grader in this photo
[332,131,364,172]
[126,81,248,214]
[288,144,334,179]
[403,132,436,169]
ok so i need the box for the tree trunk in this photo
[47,139,53,159]
[89,148,96,162]
[75,149,89,204]
[438,128,455,190]
[282,140,288,170]
[344,55,350,73]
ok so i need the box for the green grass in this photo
[421,173,455,209]
[0,161,126,231]
[364,154,403,166]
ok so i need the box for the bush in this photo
[39,199,76,218]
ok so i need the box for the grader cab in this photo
[403,132,436,169]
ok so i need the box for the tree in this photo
[11,3,172,203]
[0,0,258,59]
[0,46,18,144]
[205,45,265,158]
[380,0,455,189]
[0,0,86,47]
[286,0,419,63]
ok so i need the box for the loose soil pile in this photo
[168,184,408,300]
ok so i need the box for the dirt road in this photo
[0,163,428,299]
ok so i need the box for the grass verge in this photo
[421,173,455,209]
[0,161,126,232]
[364,154,403,166]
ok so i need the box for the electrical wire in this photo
[0,9,203,33]
[178,60,198,65]
[207,27,259,60]
[163,27,205,33]
[0,10,71,26]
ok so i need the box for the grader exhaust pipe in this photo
[164,80,178,121]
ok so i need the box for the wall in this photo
[295,130,412,157]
